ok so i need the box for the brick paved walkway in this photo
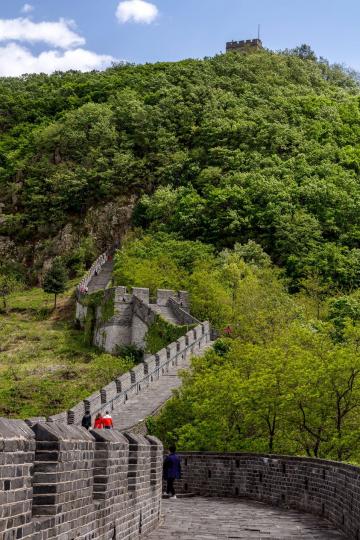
[112,343,212,431]
[146,497,344,539]
[87,260,113,293]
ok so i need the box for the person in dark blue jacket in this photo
[163,445,181,499]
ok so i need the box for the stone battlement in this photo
[0,419,162,539]
[226,38,263,52]
[51,320,211,426]
[76,285,198,354]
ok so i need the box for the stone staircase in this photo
[110,341,212,431]
[87,260,113,293]
[148,304,182,325]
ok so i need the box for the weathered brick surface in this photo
[0,419,35,540]
[147,497,344,539]
[176,452,360,539]
[0,419,163,539]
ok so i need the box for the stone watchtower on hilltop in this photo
[226,38,263,53]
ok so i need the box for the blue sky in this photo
[0,0,359,76]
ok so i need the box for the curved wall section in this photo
[176,452,360,539]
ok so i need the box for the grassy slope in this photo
[0,281,133,419]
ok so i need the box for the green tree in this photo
[43,258,68,308]
[0,274,22,311]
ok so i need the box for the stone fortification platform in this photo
[147,497,344,539]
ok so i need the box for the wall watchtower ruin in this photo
[226,38,263,53]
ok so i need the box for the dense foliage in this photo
[145,315,194,355]
[115,234,360,462]
[1,48,360,288]
[3,47,360,460]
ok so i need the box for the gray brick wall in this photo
[175,452,360,539]
[56,321,211,427]
[0,419,163,540]
[0,419,35,540]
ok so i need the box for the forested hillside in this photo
[1,47,360,289]
[3,47,360,461]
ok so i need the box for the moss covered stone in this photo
[145,314,194,354]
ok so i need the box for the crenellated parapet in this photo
[0,419,162,539]
[76,284,200,354]
[226,38,263,52]
[65,320,211,426]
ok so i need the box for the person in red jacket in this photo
[102,411,114,429]
[94,413,104,429]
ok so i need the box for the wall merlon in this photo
[0,418,163,539]
[176,336,187,352]
[118,372,131,391]
[84,392,103,417]
[156,289,175,306]
[185,329,196,346]
[177,290,190,310]
[115,285,128,298]
[101,381,118,403]
[202,321,210,336]
[166,343,178,365]
[131,364,145,382]
[132,287,150,304]
[155,349,167,368]
[144,355,156,374]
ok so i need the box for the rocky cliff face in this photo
[1,196,136,283]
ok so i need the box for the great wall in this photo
[1,249,360,538]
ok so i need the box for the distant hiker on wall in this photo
[163,445,181,499]
[81,411,92,430]
[94,413,104,429]
[103,411,113,429]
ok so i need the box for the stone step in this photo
[110,343,213,431]
[149,305,181,325]
[87,261,114,293]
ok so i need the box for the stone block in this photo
[130,364,145,383]
[156,289,175,307]
[84,392,102,417]
[101,381,118,404]
[155,349,168,375]
[132,287,150,304]
[143,355,156,375]
[0,420,35,540]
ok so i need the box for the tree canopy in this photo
[1,49,360,288]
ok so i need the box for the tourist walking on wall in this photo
[103,411,113,429]
[81,411,92,430]
[163,445,181,499]
[94,413,104,429]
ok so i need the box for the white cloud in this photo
[116,0,158,24]
[0,18,84,49]
[21,4,34,14]
[0,43,115,76]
